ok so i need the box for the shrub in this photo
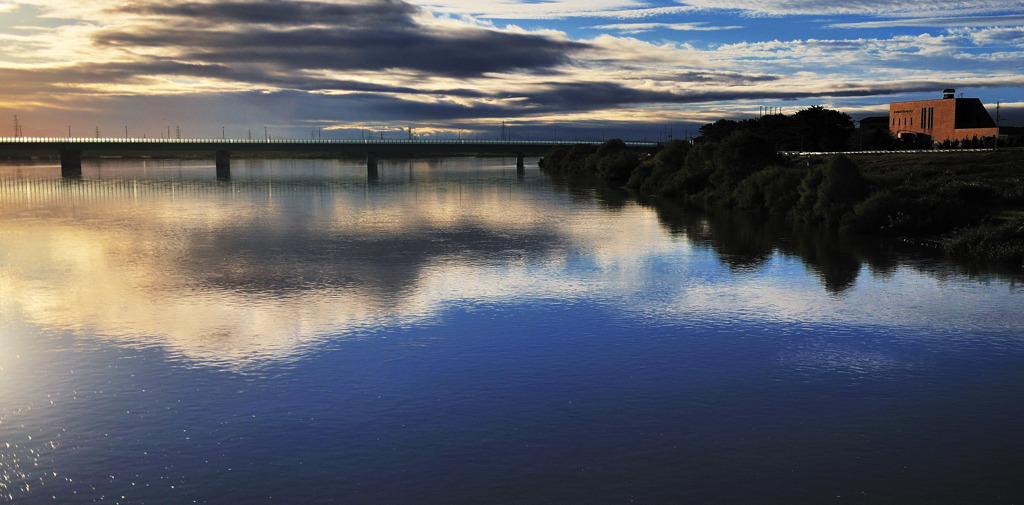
[625,158,656,190]
[659,142,717,198]
[708,132,781,196]
[944,222,1024,264]
[597,150,640,185]
[733,165,803,215]
[841,190,903,235]
[792,155,868,227]
[633,139,690,191]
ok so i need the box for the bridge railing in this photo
[0,137,660,148]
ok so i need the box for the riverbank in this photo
[539,138,1024,267]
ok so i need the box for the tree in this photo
[698,119,742,143]
[709,131,781,191]
[792,106,854,152]
[696,106,855,152]
[792,155,868,227]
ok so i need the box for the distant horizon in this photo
[4,97,1016,145]
[2,0,1022,140]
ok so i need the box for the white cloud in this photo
[413,0,696,19]
[414,0,638,18]
[710,33,969,67]
[580,33,706,64]
[592,21,743,33]
[829,14,1024,29]
[674,0,1024,17]
[949,26,1024,47]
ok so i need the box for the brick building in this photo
[889,89,999,145]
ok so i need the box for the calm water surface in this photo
[1,158,1022,504]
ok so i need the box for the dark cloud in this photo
[113,0,416,27]
[0,60,237,96]
[520,82,681,111]
[183,221,568,299]
[6,64,1011,134]
[234,91,510,122]
[515,73,781,112]
[95,0,588,77]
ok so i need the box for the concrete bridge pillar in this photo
[60,149,82,178]
[215,151,231,180]
[516,152,525,172]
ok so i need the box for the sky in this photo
[1,0,1022,141]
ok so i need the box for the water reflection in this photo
[645,201,865,292]
[0,159,680,369]
[4,159,1024,505]
[631,192,1023,293]
[1,159,1020,372]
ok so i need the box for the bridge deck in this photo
[0,137,658,154]
[0,137,661,177]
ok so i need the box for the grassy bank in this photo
[539,137,1024,267]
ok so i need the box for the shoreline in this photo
[539,139,1024,269]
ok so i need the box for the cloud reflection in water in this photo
[1,159,1020,372]
[0,159,684,369]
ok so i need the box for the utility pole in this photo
[13,114,22,137]
[995,102,1004,150]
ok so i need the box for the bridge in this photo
[0,137,661,178]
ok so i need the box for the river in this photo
[1,157,1022,504]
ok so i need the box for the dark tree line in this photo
[697,105,855,152]
[538,104,1024,264]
